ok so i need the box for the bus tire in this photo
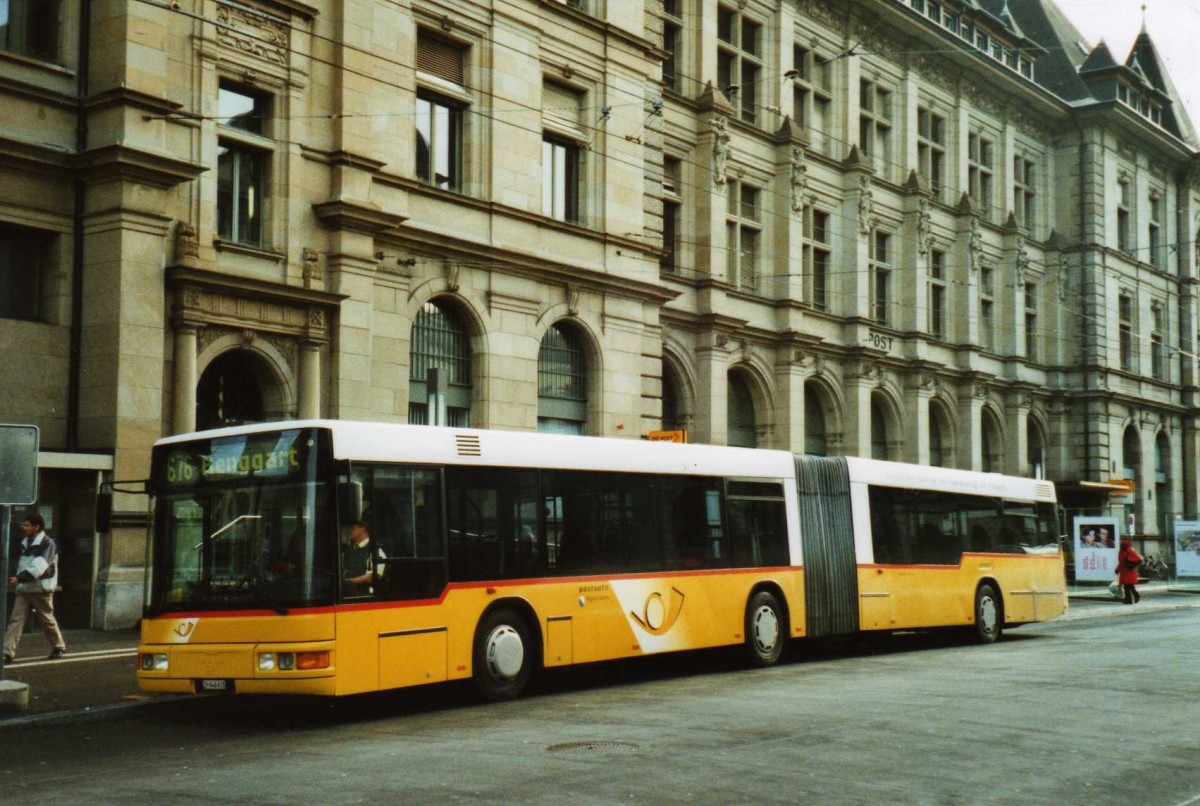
[744,590,786,667]
[473,608,534,701]
[972,582,1003,644]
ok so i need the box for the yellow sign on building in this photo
[648,430,687,443]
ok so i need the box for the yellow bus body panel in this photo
[139,571,803,697]
[857,553,1068,631]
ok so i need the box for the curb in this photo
[0,694,199,731]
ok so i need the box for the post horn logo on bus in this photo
[630,587,686,636]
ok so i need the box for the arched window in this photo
[1027,419,1046,480]
[981,409,1003,473]
[727,371,757,448]
[196,350,267,431]
[662,362,683,432]
[870,396,888,460]
[804,384,827,456]
[929,410,945,467]
[1155,433,1171,535]
[1122,426,1140,484]
[538,323,587,434]
[409,299,472,427]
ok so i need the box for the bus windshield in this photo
[147,428,336,613]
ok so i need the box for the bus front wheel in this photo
[473,609,534,701]
[972,583,1003,644]
[744,590,786,667]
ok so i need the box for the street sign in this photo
[0,424,38,504]
[648,430,687,443]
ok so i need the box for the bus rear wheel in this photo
[972,583,1003,644]
[744,591,786,667]
[473,609,535,701]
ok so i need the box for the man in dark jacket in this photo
[4,513,67,663]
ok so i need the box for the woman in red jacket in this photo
[1116,539,1142,604]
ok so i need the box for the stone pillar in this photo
[904,373,937,465]
[299,341,322,418]
[695,337,730,446]
[172,324,197,435]
[844,360,879,457]
[1005,392,1032,477]
[957,381,987,471]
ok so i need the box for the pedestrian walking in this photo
[4,513,67,663]
[1116,538,1143,605]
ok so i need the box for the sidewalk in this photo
[1,588,1198,727]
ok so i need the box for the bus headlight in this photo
[258,652,276,671]
[140,653,168,671]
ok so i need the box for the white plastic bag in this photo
[1108,580,1123,600]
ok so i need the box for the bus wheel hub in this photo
[487,625,524,679]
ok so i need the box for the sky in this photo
[1055,0,1200,132]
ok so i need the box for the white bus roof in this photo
[156,420,1055,501]
[157,420,797,479]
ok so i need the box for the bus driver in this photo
[343,520,386,597]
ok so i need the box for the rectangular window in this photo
[792,45,833,155]
[1117,180,1131,254]
[1119,293,1134,371]
[0,223,48,322]
[1149,194,1162,268]
[1151,303,1165,380]
[968,132,994,221]
[661,157,682,273]
[1024,282,1038,360]
[859,79,893,176]
[446,467,541,581]
[415,93,463,191]
[979,266,994,351]
[917,107,946,199]
[415,31,468,192]
[1013,155,1036,228]
[0,0,59,62]
[542,82,585,225]
[217,83,272,246]
[726,181,761,292]
[542,136,581,224]
[717,5,762,125]
[663,1,682,92]
[929,248,946,338]
[351,465,446,601]
[802,207,831,310]
[871,230,891,324]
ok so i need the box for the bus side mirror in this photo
[95,490,113,533]
[338,481,363,524]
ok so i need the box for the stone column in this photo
[1004,392,1032,477]
[172,324,198,435]
[299,341,322,419]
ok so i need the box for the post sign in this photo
[648,430,687,443]
[0,424,38,505]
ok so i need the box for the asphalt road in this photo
[1,608,1197,804]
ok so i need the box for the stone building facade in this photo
[1,0,1197,627]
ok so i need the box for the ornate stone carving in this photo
[1013,232,1030,284]
[302,248,319,286]
[215,1,289,67]
[567,285,580,317]
[711,116,730,187]
[175,222,199,266]
[858,175,874,235]
[916,196,933,256]
[790,146,808,213]
[969,215,984,272]
[445,260,460,293]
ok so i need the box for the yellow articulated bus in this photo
[136,420,1067,700]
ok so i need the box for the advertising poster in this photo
[1073,516,1119,582]
[1175,520,1200,578]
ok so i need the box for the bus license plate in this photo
[200,679,229,692]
